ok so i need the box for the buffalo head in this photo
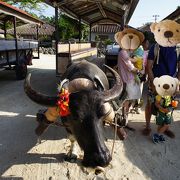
[24,60,123,167]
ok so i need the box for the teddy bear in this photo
[115,27,144,50]
[150,19,180,47]
[152,75,179,143]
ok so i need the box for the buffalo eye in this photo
[98,103,111,118]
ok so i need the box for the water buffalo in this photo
[24,60,123,168]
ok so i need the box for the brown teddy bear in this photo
[150,20,180,47]
[115,28,144,50]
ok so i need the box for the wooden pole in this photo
[4,20,10,67]
[13,16,18,63]
[55,6,59,75]
[89,24,92,42]
[36,24,40,59]
[78,17,81,43]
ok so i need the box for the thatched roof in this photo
[0,28,4,33]
[91,23,121,33]
[45,0,139,27]
[7,23,55,36]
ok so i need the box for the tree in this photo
[4,1,90,41]
[57,14,89,41]
[4,0,46,15]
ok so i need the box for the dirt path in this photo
[0,54,180,180]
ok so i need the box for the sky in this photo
[128,0,179,28]
[42,0,179,28]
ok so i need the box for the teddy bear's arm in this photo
[155,96,170,113]
[129,57,137,63]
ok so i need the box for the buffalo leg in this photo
[35,107,59,136]
[65,134,78,162]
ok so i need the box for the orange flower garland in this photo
[57,88,70,117]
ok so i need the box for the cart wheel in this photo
[15,64,27,80]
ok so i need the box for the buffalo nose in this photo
[83,151,111,167]
[163,84,170,90]
[164,31,173,38]
[128,35,133,39]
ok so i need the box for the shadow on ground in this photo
[1,63,180,180]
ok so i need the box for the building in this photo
[163,7,180,23]
[7,23,55,40]
[91,23,121,41]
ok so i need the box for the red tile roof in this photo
[0,1,42,24]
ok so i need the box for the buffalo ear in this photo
[94,75,106,91]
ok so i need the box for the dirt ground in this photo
[0,54,180,180]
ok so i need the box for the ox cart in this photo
[56,42,97,75]
[0,38,38,79]
[0,1,42,80]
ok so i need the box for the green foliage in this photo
[6,34,14,39]
[95,35,100,41]
[4,0,46,15]
[4,1,89,41]
[103,38,113,46]
[57,14,89,41]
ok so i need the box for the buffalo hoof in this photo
[65,153,77,163]
[116,127,127,140]
[125,124,135,131]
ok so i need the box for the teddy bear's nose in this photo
[164,31,173,38]
[128,35,133,39]
[163,84,170,90]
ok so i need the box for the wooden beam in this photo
[103,6,125,17]
[96,2,107,18]
[80,8,99,17]
[90,17,121,25]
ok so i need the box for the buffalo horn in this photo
[103,65,123,102]
[24,73,58,106]
[68,78,95,93]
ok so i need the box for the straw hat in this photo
[115,28,145,50]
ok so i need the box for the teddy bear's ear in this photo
[153,77,159,86]
[114,32,121,44]
[114,32,124,46]
[150,22,157,33]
